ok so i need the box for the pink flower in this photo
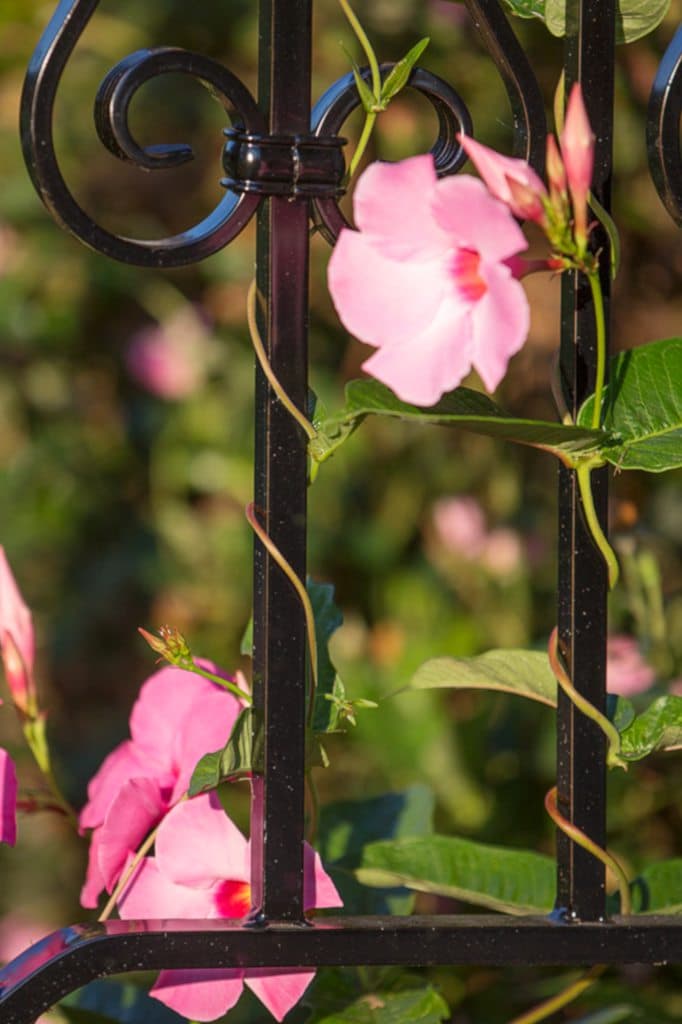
[457,133,548,223]
[0,745,17,846]
[432,497,487,556]
[118,793,342,1022]
[560,83,594,245]
[125,308,212,399]
[79,665,241,908]
[606,635,656,697]
[0,547,35,716]
[328,155,530,405]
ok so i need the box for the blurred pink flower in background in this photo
[125,307,214,399]
[431,496,523,579]
[328,155,530,404]
[118,793,342,1022]
[79,664,241,908]
[606,635,656,697]
[0,547,36,716]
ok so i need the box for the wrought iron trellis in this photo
[1,0,682,1020]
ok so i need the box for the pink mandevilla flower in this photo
[0,546,35,715]
[79,665,241,908]
[125,308,212,400]
[328,154,530,406]
[457,133,547,223]
[0,744,17,846]
[606,635,655,698]
[118,793,342,1022]
[560,83,595,245]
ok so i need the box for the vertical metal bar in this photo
[557,0,616,921]
[250,0,312,923]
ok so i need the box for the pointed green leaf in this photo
[339,43,378,114]
[312,379,609,467]
[379,38,430,106]
[578,337,682,472]
[632,858,682,914]
[357,835,555,915]
[545,0,670,43]
[319,786,434,915]
[188,707,261,795]
[310,578,347,733]
[618,696,682,762]
[408,649,557,707]
[311,986,450,1024]
[589,191,621,280]
[502,0,546,19]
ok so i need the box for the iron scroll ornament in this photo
[648,23,682,227]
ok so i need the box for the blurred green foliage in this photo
[0,1,681,1021]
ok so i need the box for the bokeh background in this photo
[0,0,681,1020]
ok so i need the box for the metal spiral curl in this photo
[21,0,265,267]
[648,24,682,227]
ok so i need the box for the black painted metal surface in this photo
[3,0,682,1020]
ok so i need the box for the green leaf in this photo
[240,616,252,657]
[312,379,609,468]
[379,38,430,106]
[310,578,347,733]
[578,337,682,472]
[632,858,682,914]
[610,695,636,733]
[408,649,557,707]
[188,707,261,795]
[502,0,546,19]
[618,696,682,762]
[357,835,555,915]
[589,191,621,280]
[340,43,377,113]
[311,986,450,1024]
[545,0,670,43]
[318,786,434,915]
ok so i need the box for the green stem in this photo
[338,0,381,98]
[186,662,252,704]
[305,771,320,845]
[548,627,623,769]
[247,281,317,443]
[23,718,79,829]
[587,269,606,430]
[545,785,632,915]
[347,110,376,182]
[506,964,605,1024]
[246,503,318,723]
[576,462,619,590]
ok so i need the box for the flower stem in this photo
[548,627,623,769]
[576,462,619,589]
[247,281,317,443]
[338,0,381,98]
[545,785,631,915]
[347,110,376,182]
[246,502,318,722]
[186,662,251,704]
[587,269,606,430]
[98,819,161,922]
[506,964,605,1024]
[305,771,320,845]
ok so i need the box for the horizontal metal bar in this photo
[2,916,682,1022]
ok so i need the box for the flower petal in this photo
[0,747,17,846]
[130,666,223,757]
[80,825,107,909]
[361,297,473,406]
[245,968,316,1022]
[303,844,343,911]
[79,740,159,832]
[470,263,530,392]
[151,969,244,1023]
[117,856,216,919]
[156,793,248,889]
[432,175,528,263]
[0,547,34,681]
[170,686,241,801]
[352,155,448,257]
[98,778,168,894]
[328,230,446,350]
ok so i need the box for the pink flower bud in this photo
[545,134,567,198]
[0,548,35,716]
[560,83,595,246]
[457,133,547,223]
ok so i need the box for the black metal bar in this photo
[647,24,682,226]
[3,916,682,1023]
[557,0,616,922]
[250,0,312,924]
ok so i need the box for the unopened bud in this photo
[138,625,194,670]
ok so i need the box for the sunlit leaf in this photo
[618,696,682,761]
[189,707,259,795]
[408,649,557,707]
[578,337,682,472]
[632,858,682,914]
[544,0,670,43]
[357,835,555,915]
[380,38,430,106]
